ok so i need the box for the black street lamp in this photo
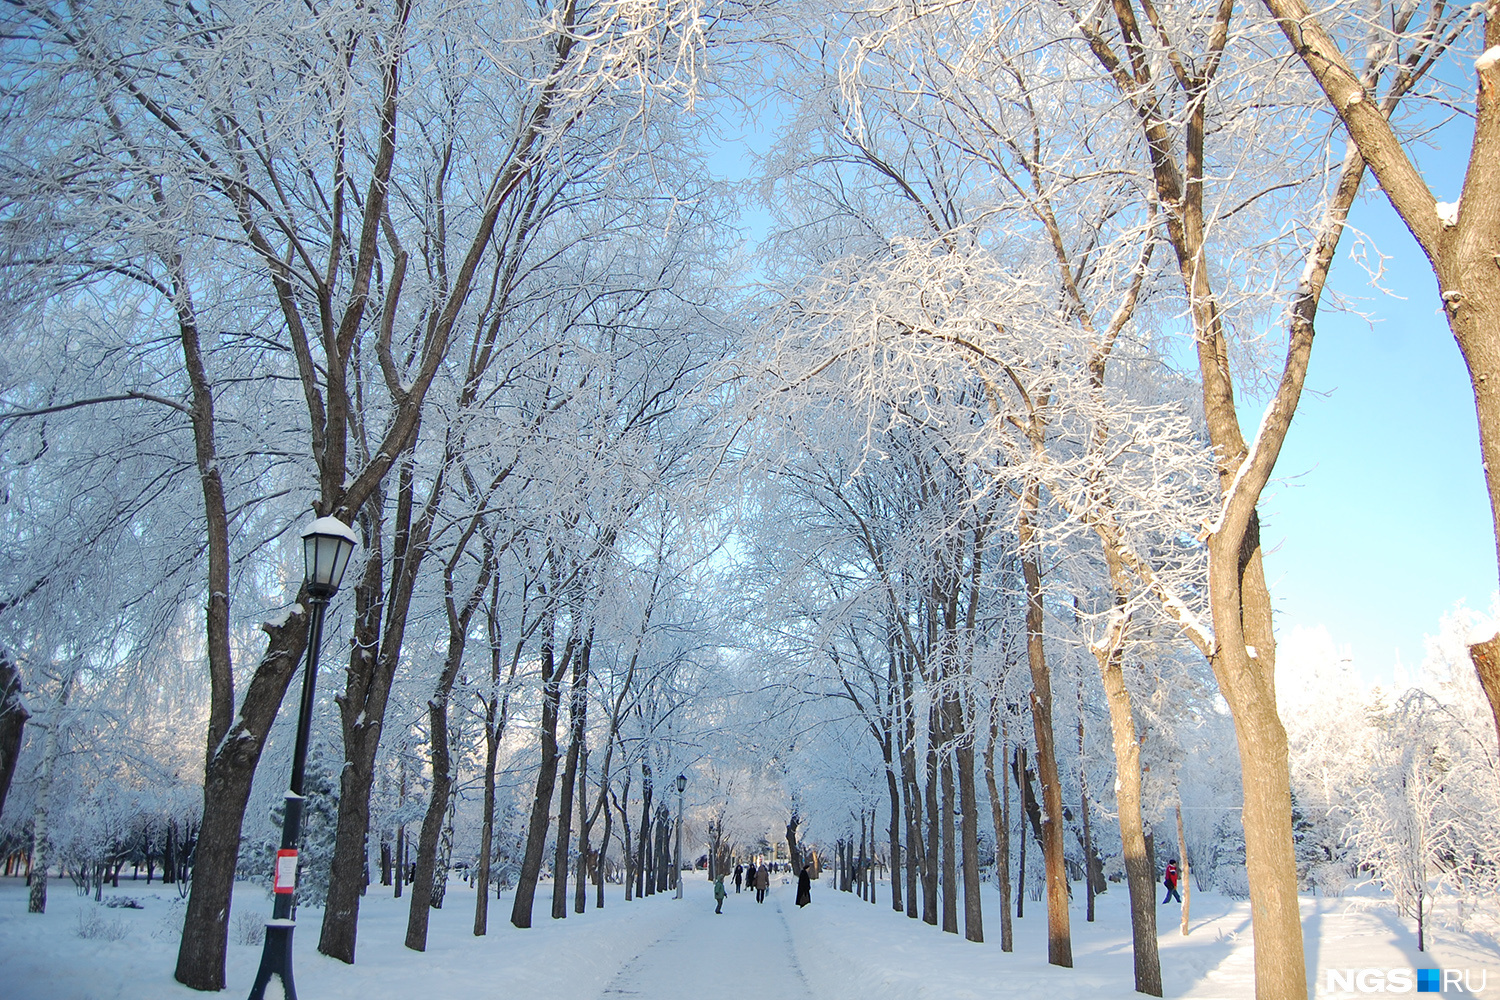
[248,516,357,1000]
[674,773,686,899]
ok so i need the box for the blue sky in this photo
[1262,183,1495,685]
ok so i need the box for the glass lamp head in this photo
[301,516,358,597]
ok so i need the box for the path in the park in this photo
[598,882,815,1000]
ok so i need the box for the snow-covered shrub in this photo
[150,898,186,941]
[1215,865,1250,899]
[1308,861,1352,897]
[75,906,128,941]
[232,909,267,946]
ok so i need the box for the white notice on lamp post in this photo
[274,850,298,894]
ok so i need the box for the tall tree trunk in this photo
[1019,521,1072,967]
[574,746,590,914]
[168,249,251,992]
[551,639,589,920]
[1016,746,1027,921]
[886,764,903,913]
[0,653,28,824]
[394,826,404,898]
[898,651,922,919]
[1078,675,1096,923]
[616,777,634,902]
[177,612,310,990]
[594,765,613,910]
[941,749,958,933]
[403,705,452,950]
[473,699,499,931]
[902,745,921,918]
[1177,801,1191,936]
[984,712,1012,951]
[655,807,670,893]
[957,724,983,942]
[1097,633,1161,995]
[858,813,868,901]
[322,456,436,963]
[511,623,570,928]
[923,731,940,924]
[636,765,653,898]
[475,578,521,934]
[406,541,491,951]
[26,671,72,914]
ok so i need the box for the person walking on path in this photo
[713,875,727,914]
[1162,859,1182,904]
[756,863,770,903]
[734,863,743,894]
[795,864,811,908]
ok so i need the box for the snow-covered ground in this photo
[1,874,1495,999]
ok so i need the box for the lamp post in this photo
[673,773,686,899]
[707,821,716,881]
[248,516,357,1000]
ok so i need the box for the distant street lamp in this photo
[248,516,357,1000]
[674,773,686,899]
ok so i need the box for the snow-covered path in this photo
[600,886,814,999]
[2,873,1495,999]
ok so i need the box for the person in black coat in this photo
[795,864,812,907]
[734,863,744,893]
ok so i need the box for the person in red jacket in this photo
[1162,860,1182,904]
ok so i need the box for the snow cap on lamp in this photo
[301,516,358,596]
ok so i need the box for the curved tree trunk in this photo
[406,541,490,950]
[403,694,453,951]
[176,612,310,990]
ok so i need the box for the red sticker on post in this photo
[273,849,298,894]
